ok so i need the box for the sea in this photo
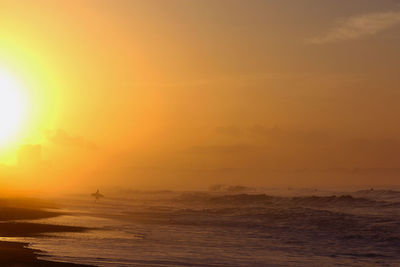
[7,186,400,266]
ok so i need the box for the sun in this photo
[0,67,27,146]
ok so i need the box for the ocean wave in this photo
[176,193,390,208]
[352,189,400,202]
[289,195,380,207]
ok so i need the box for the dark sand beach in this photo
[0,199,92,266]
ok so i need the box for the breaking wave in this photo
[176,192,394,208]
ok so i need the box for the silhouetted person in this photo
[91,189,104,201]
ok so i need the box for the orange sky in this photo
[1,0,400,191]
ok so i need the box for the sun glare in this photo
[0,67,27,146]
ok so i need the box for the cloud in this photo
[185,144,257,154]
[215,126,242,136]
[249,125,331,145]
[46,129,97,150]
[308,11,400,44]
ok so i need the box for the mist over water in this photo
[10,186,400,266]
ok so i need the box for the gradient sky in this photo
[1,0,400,190]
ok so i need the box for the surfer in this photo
[91,189,104,201]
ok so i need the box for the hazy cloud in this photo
[185,144,257,154]
[215,126,242,136]
[46,129,97,150]
[249,125,331,145]
[308,10,400,44]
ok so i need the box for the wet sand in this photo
[0,241,89,266]
[0,199,93,266]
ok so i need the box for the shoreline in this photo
[0,199,94,266]
[0,241,91,266]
